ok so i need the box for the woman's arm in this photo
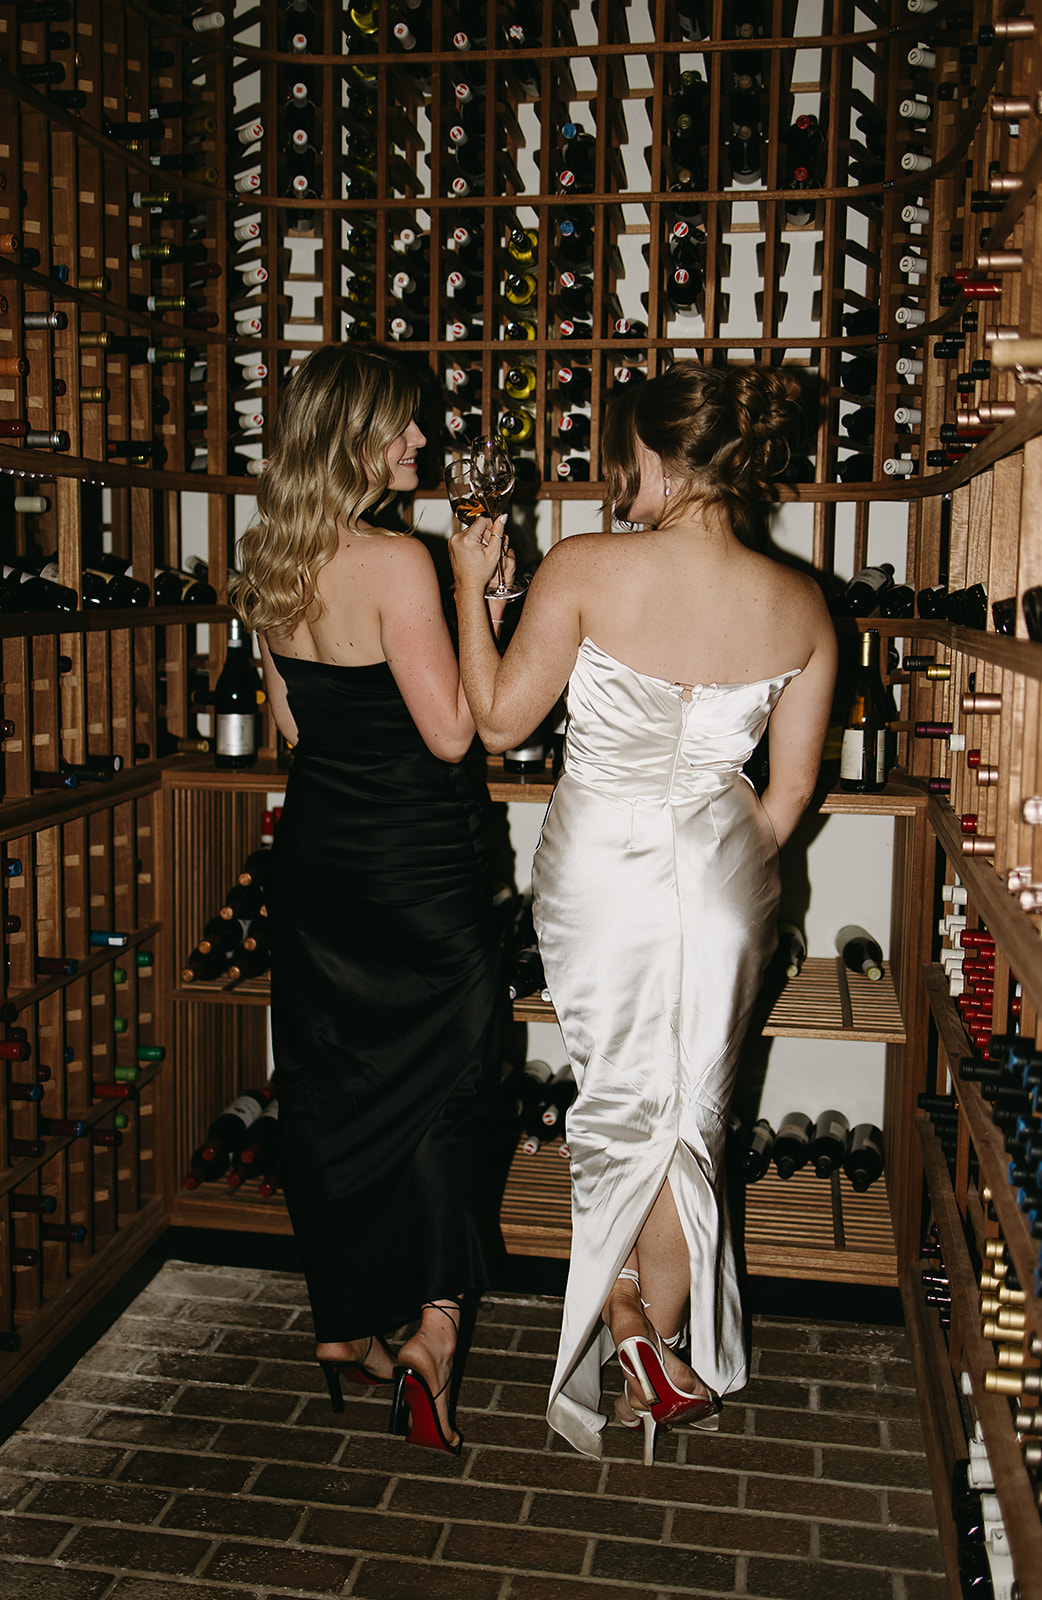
[450,515,584,753]
[259,635,299,745]
[760,591,839,849]
[377,534,482,763]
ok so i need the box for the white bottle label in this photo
[216,713,255,756]
[840,729,885,782]
[226,1093,264,1128]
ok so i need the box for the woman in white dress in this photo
[450,363,837,1462]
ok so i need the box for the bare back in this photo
[574,520,824,689]
[260,525,479,765]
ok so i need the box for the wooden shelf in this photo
[916,1116,1042,1590]
[168,1186,292,1237]
[498,1138,896,1283]
[179,954,906,1044]
[762,956,906,1042]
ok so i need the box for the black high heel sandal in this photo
[318,1335,396,1414]
[387,1299,463,1455]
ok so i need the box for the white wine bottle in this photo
[214,618,261,769]
[840,628,889,793]
[837,925,884,981]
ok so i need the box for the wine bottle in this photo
[199,1087,272,1167]
[214,618,260,769]
[840,628,889,794]
[837,925,884,981]
[503,733,546,775]
[835,563,895,617]
[773,1111,814,1179]
[503,364,536,402]
[777,923,806,978]
[153,566,217,605]
[181,942,236,982]
[234,1097,279,1168]
[844,1123,885,1191]
[236,848,271,890]
[808,1110,850,1178]
[740,1118,775,1181]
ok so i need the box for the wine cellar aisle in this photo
[3,0,1042,1593]
[0,1257,945,1600]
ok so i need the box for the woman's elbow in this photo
[427,730,476,763]
[478,727,517,756]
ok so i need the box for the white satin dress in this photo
[532,638,800,1458]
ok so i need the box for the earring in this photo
[663,477,671,498]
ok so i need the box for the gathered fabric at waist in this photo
[560,746,753,806]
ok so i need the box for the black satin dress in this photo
[266,655,503,1342]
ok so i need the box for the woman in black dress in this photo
[234,345,507,1454]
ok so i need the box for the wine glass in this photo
[469,433,527,600]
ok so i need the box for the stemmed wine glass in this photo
[445,434,527,601]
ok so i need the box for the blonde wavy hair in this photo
[601,361,804,546]
[233,345,422,638]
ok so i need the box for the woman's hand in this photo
[449,513,510,596]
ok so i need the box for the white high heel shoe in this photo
[612,1270,721,1466]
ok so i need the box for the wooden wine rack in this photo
[1,1,1042,1588]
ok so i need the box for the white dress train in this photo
[532,638,800,1459]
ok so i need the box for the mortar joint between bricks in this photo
[735,1551,750,1595]
[518,1487,536,1523]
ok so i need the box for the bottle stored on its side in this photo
[837,924,884,981]
[844,1123,885,1191]
[808,1110,851,1178]
[777,922,806,978]
[840,628,889,794]
[184,1086,273,1187]
[739,1117,775,1181]
[214,617,261,769]
[835,563,895,617]
[773,1111,814,1179]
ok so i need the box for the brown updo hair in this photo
[601,361,804,544]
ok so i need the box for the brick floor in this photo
[0,1262,946,1599]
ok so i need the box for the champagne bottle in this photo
[844,1123,885,1191]
[808,1110,850,1178]
[214,618,260,769]
[837,925,884,981]
[773,1112,814,1179]
[840,628,889,793]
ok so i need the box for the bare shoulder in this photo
[532,531,622,584]
[333,529,435,584]
[752,550,831,618]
